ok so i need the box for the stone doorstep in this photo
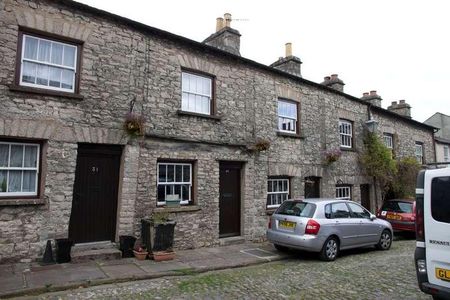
[71,241,117,251]
[219,236,246,246]
[71,242,122,263]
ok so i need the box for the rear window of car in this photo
[431,176,450,224]
[276,201,316,218]
[381,201,413,213]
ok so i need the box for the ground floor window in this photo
[267,177,289,208]
[336,185,352,200]
[0,141,40,197]
[157,162,192,205]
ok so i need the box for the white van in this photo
[415,168,450,299]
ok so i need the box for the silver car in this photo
[267,199,393,261]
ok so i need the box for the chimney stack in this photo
[360,90,382,107]
[203,13,241,56]
[270,43,302,77]
[320,74,345,92]
[387,99,412,118]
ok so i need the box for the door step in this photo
[219,236,245,246]
[71,241,122,263]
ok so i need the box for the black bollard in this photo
[42,240,55,264]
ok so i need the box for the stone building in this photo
[424,112,450,163]
[0,0,435,262]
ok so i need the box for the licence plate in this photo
[436,268,450,282]
[279,220,296,229]
[386,214,401,220]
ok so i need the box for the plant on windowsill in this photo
[123,112,145,137]
[141,211,177,261]
[322,148,342,166]
[132,238,148,260]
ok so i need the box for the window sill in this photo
[0,198,45,206]
[276,131,304,139]
[177,110,222,120]
[340,147,357,152]
[154,205,201,213]
[9,84,84,100]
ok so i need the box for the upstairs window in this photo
[267,177,289,208]
[415,142,424,164]
[339,119,353,148]
[181,71,213,115]
[278,99,298,134]
[0,141,40,197]
[18,31,80,93]
[383,133,394,157]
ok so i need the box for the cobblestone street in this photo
[23,237,429,300]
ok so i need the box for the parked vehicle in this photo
[415,168,450,299]
[267,199,393,261]
[376,199,416,233]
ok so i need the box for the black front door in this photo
[219,162,242,238]
[305,176,321,198]
[69,144,122,243]
[360,184,371,211]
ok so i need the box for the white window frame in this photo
[20,34,77,93]
[157,162,192,206]
[0,141,40,197]
[339,120,353,148]
[415,142,424,164]
[444,145,449,162]
[278,99,298,134]
[181,71,213,115]
[383,133,393,150]
[267,178,289,208]
[336,185,351,200]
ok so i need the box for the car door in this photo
[328,202,358,248]
[347,202,380,244]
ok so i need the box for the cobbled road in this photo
[30,236,430,300]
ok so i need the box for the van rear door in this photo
[424,169,450,288]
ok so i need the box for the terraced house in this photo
[0,0,435,262]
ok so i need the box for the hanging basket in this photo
[123,113,145,137]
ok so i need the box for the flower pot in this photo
[119,235,137,258]
[133,250,148,260]
[153,251,175,262]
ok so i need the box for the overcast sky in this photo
[76,0,450,122]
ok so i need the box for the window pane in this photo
[173,185,181,199]
[8,170,22,192]
[24,145,38,168]
[183,165,190,182]
[181,92,189,111]
[61,69,74,90]
[182,73,189,92]
[431,177,450,223]
[63,45,76,67]
[49,66,62,88]
[36,64,49,86]
[22,170,36,192]
[167,165,174,182]
[0,171,6,192]
[201,96,209,114]
[188,93,196,111]
[10,145,24,167]
[51,43,63,65]
[24,36,39,60]
[38,40,51,62]
[157,185,165,201]
[0,144,8,167]
[181,185,190,201]
[158,164,167,182]
[175,165,182,182]
[22,61,37,84]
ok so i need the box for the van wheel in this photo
[274,244,289,252]
[319,236,339,261]
[376,230,392,250]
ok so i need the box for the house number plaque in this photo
[91,166,99,173]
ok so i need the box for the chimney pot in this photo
[391,101,397,105]
[324,76,331,81]
[370,90,377,96]
[224,13,232,27]
[331,74,338,80]
[285,43,292,57]
[399,99,406,104]
[363,92,369,97]
[216,17,224,32]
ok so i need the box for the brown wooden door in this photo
[69,144,122,244]
[219,162,241,237]
[360,184,371,212]
[305,176,321,198]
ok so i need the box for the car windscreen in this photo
[431,176,450,224]
[276,201,316,218]
[381,201,413,213]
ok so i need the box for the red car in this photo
[376,199,416,232]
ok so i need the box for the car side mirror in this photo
[370,214,376,221]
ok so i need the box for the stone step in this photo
[219,236,246,246]
[71,242,122,263]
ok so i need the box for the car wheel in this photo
[319,236,339,261]
[376,229,392,250]
[274,244,289,252]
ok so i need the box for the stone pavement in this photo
[0,242,290,299]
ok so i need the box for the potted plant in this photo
[248,138,271,152]
[132,238,148,260]
[123,112,145,137]
[141,212,176,261]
